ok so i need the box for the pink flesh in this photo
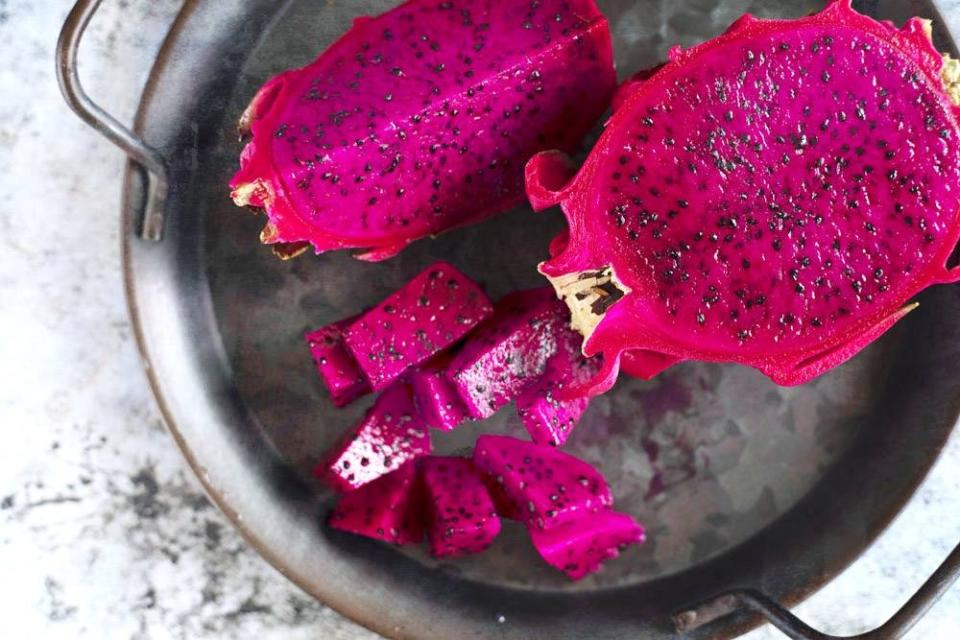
[515,324,600,446]
[230,0,615,259]
[328,461,423,544]
[342,262,492,391]
[305,317,370,407]
[533,0,960,391]
[319,384,431,492]
[421,456,501,558]
[529,511,645,580]
[473,435,613,530]
[449,288,566,419]
[410,357,469,432]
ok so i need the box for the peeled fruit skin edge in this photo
[528,0,960,397]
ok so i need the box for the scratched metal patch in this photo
[203,0,900,589]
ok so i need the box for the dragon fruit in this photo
[342,262,492,391]
[319,383,431,491]
[515,322,601,446]
[410,355,469,432]
[230,0,616,261]
[306,317,370,407]
[448,288,566,419]
[529,511,645,580]
[328,461,424,544]
[420,456,501,558]
[473,435,612,530]
[527,0,960,396]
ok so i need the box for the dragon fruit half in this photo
[341,262,492,392]
[473,435,613,530]
[527,0,960,396]
[420,456,501,558]
[319,383,431,491]
[230,0,616,260]
[328,461,424,544]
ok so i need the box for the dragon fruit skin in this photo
[448,288,566,419]
[342,262,493,392]
[529,511,645,580]
[420,456,501,558]
[328,461,424,545]
[473,435,612,530]
[230,0,616,261]
[620,349,682,380]
[305,318,370,407]
[527,0,960,396]
[515,324,601,447]
[319,383,431,492]
[410,356,469,432]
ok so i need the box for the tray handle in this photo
[674,540,960,639]
[56,0,169,241]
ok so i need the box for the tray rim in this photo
[117,1,960,638]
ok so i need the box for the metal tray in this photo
[59,0,960,637]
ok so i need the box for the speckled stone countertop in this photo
[1,1,959,638]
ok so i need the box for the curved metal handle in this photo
[674,540,960,639]
[56,0,169,241]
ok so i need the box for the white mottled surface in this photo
[0,1,958,639]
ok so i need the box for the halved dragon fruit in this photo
[410,355,469,432]
[319,383,430,492]
[527,0,960,395]
[529,511,645,580]
[473,435,612,530]
[515,323,601,447]
[420,456,501,558]
[328,461,424,544]
[305,317,370,407]
[448,288,566,419]
[230,0,616,260]
[342,262,492,392]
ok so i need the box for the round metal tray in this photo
[59,0,960,638]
